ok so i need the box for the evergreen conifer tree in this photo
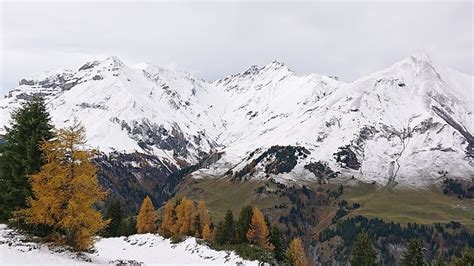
[222,210,236,244]
[269,225,286,261]
[350,232,377,266]
[214,221,226,245]
[236,205,253,244]
[103,199,123,237]
[400,239,424,266]
[0,97,54,221]
[456,247,474,266]
[432,253,445,266]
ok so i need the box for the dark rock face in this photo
[78,61,99,71]
[413,117,442,134]
[19,79,35,86]
[354,126,378,147]
[233,145,310,179]
[92,75,103,81]
[18,72,78,92]
[333,145,361,170]
[94,152,177,214]
[432,106,474,158]
[304,161,339,180]
[158,152,223,204]
[110,118,217,161]
[94,151,223,215]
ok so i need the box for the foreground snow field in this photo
[0,224,258,265]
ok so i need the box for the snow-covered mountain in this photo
[1,54,472,187]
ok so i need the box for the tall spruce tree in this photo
[0,97,54,221]
[103,198,124,237]
[269,225,286,261]
[350,232,377,266]
[214,221,226,245]
[456,247,474,265]
[236,205,253,244]
[432,254,445,266]
[215,210,236,245]
[400,239,424,266]
[222,210,236,244]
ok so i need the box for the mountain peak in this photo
[78,56,124,72]
[410,51,432,64]
[100,56,125,67]
[263,60,288,71]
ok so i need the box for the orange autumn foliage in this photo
[159,200,175,237]
[174,197,196,235]
[202,223,213,242]
[136,196,157,234]
[159,198,213,241]
[246,207,274,251]
[16,120,108,251]
[198,199,211,227]
[286,237,308,266]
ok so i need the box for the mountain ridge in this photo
[1,54,472,188]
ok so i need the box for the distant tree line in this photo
[350,232,474,265]
[443,178,474,199]
[320,215,474,264]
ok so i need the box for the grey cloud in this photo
[1,1,472,94]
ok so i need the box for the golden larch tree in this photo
[136,196,157,234]
[198,199,211,228]
[173,198,186,234]
[159,200,175,237]
[202,223,213,242]
[247,207,274,251]
[174,198,196,235]
[286,237,308,266]
[17,120,108,251]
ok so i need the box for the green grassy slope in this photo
[342,184,474,231]
[174,176,474,231]
[175,176,291,221]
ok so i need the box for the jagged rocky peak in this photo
[388,53,441,79]
[264,60,287,70]
[18,69,74,87]
[78,56,125,72]
[257,60,294,76]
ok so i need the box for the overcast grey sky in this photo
[1,1,472,95]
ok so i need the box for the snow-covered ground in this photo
[0,224,258,265]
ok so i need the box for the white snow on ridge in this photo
[0,224,257,265]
